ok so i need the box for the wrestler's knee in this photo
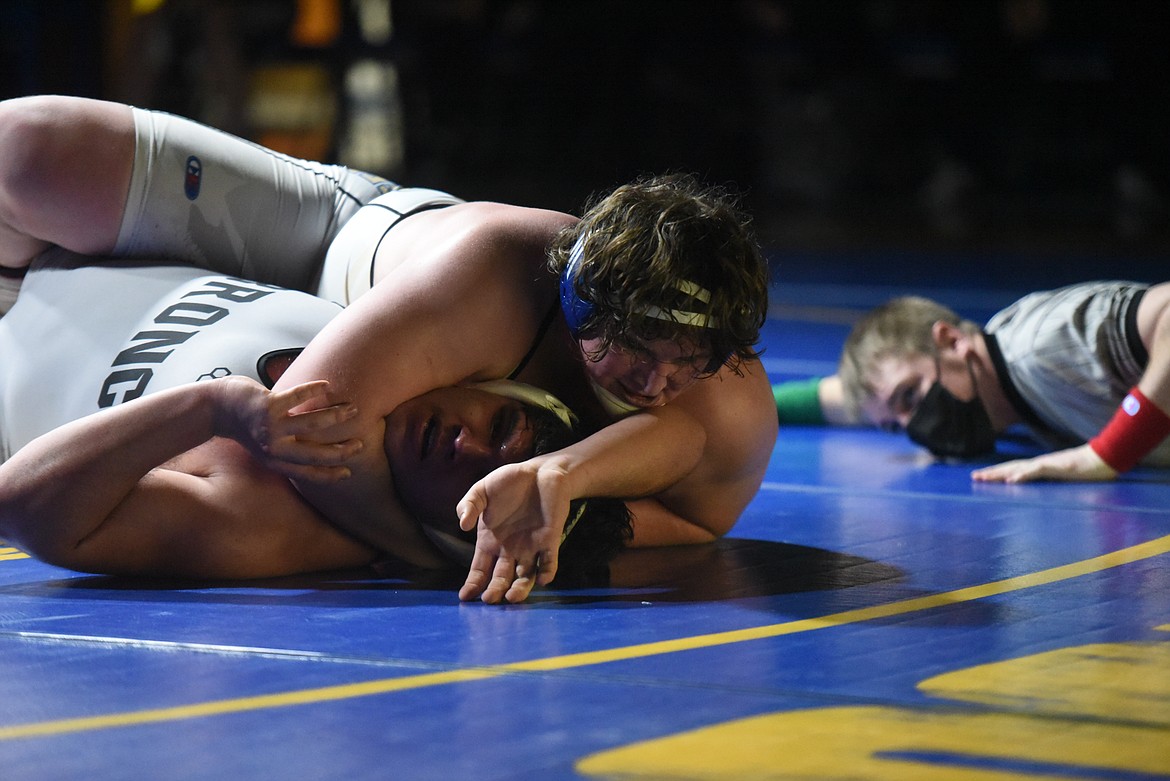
[0,96,133,261]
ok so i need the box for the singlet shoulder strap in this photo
[983,331,1049,433]
[508,301,560,380]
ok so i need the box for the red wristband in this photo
[1088,387,1170,473]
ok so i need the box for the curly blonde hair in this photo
[549,173,769,374]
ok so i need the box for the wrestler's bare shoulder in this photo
[675,359,778,458]
[376,201,578,276]
[1136,281,1170,343]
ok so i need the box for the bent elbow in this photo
[0,484,38,556]
[0,488,91,571]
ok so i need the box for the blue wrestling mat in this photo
[1,270,1168,780]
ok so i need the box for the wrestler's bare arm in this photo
[973,281,1170,483]
[628,359,777,545]
[0,377,375,578]
[457,403,708,603]
[272,216,560,565]
[818,375,856,426]
[455,360,776,603]
[1134,282,1170,413]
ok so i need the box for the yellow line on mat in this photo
[2,534,1168,741]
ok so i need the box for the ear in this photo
[930,320,961,350]
[931,321,974,361]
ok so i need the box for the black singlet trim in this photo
[257,349,304,388]
[1124,288,1149,368]
[983,330,1052,435]
[365,201,458,290]
[508,302,560,380]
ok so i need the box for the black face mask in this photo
[906,375,997,459]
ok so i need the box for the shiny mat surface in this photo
[1,292,1167,780]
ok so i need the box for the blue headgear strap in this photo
[559,235,593,338]
[559,233,720,338]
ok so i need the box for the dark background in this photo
[3,0,1167,289]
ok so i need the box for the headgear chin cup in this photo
[560,235,593,338]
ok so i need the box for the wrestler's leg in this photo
[0,95,134,270]
[0,95,393,295]
[117,106,395,292]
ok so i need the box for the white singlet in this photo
[316,188,465,304]
[114,106,395,293]
[0,249,341,462]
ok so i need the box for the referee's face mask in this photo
[906,355,996,459]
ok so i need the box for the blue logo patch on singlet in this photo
[184,155,202,200]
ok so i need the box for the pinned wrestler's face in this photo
[383,386,544,529]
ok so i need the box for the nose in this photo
[632,369,668,396]
[633,360,690,396]
[452,426,494,462]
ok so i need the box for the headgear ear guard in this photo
[559,235,593,338]
[559,232,721,340]
[471,379,578,429]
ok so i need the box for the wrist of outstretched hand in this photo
[1089,387,1170,473]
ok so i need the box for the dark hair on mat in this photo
[553,496,631,584]
[527,407,633,577]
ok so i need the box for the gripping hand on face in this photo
[456,459,572,604]
[211,376,363,482]
[971,443,1118,484]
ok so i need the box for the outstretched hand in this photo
[211,376,363,482]
[456,460,572,604]
[971,443,1118,484]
